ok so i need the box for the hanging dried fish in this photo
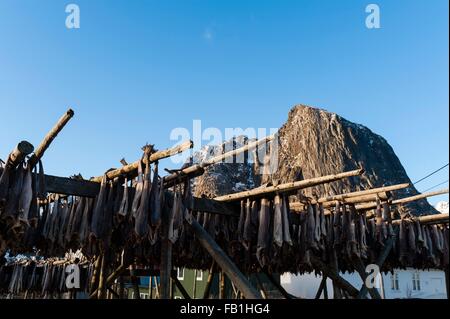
[4,164,25,219]
[168,189,183,243]
[375,197,385,244]
[0,163,11,207]
[91,175,108,240]
[348,205,359,257]
[332,201,342,248]
[79,198,93,245]
[407,221,417,256]
[415,220,424,247]
[399,218,408,265]
[18,164,33,224]
[28,165,39,227]
[313,203,321,243]
[135,159,151,239]
[443,227,449,267]
[306,204,318,250]
[238,200,246,242]
[149,161,162,228]
[382,202,393,236]
[431,225,443,253]
[358,214,368,258]
[131,160,144,218]
[118,177,129,219]
[273,194,283,247]
[242,199,252,247]
[37,160,47,200]
[57,200,71,248]
[281,195,293,245]
[256,198,271,267]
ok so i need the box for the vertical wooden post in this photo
[203,262,216,299]
[192,270,198,299]
[130,264,141,299]
[255,273,268,299]
[219,271,226,299]
[119,276,124,299]
[188,218,261,299]
[357,231,398,299]
[149,276,153,299]
[445,267,449,299]
[97,255,106,299]
[160,203,173,299]
[315,276,327,299]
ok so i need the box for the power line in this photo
[413,163,449,185]
[421,179,449,193]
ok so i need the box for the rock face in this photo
[194,105,436,216]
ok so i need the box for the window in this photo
[196,271,203,281]
[412,271,421,291]
[391,272,399,291]
[177,268,185,280]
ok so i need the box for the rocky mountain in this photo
[193,105,436,216]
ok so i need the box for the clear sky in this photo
[0,0,448,205]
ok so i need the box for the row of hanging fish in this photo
[0,261,92,298]
[1,153,448,275]
[229,197,449,274]
[0,158,46,229]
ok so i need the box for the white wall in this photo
[281,268,447,299]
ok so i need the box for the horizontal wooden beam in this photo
[214,168,364,202]
[290,192,390,211]
[392,213,449,225]
[91,140,194,183]
[357,188,449,211]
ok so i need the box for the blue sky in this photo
[0,0,448,205]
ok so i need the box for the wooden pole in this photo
[192,270,198,299]
[89,255,102,295]
[202,135,274,166]
[28,109,75,168]
[3,141,34,168]
[203,262,216,299]
[313,183,409,203]
[171,273,191,299]
[255,273,268,299]
[149,276,153,299]
[263,272,297,299]
[163,136,273,186]
[91,140,193,183]
[358,188,449,211]
[160,204,173,299]
[310,256,359,298]
[445,267,449,299]
[392,213,449,225]
[97,255,106,299]
[89,263,128,299]
[357,231,398,299]
[214,168,364,202]
[315,276,327,299]
[219,271,226,299]
[353,257,382,299]
[290,192,390,211]
[188,217,262,299]
[130,265,141,300]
